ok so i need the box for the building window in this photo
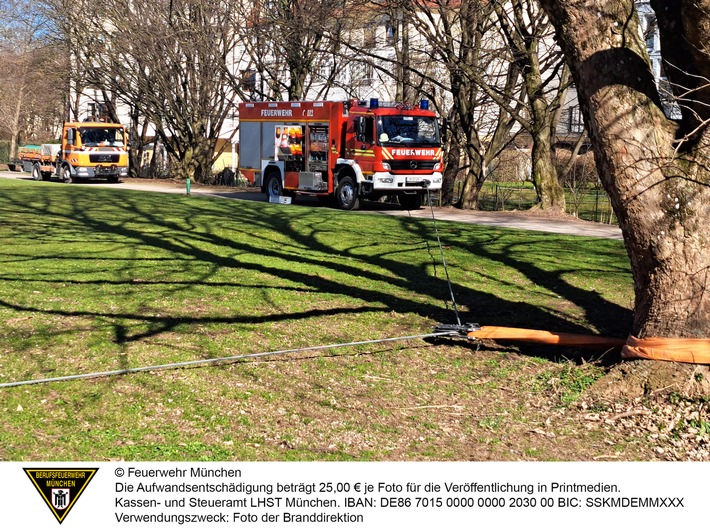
[86,101,106,122]
[385,20,397,46]
[567,105,584,133]
[315,64,328,82]
[658,76,682,119]
[351,62,374,85]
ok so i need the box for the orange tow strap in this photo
[466,326,710,364]
[622,336,710,364]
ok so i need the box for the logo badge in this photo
[24,468,98,524]
[409,160,418,170]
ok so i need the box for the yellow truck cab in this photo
[57,122,129,183]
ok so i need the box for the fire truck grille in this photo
[90,153,120,163]
[389,160,437,171]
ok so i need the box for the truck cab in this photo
[347,99,443,210]
[58,122,129,182]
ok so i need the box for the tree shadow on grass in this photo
[0,181,633,367]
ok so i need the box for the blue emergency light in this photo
[369,98,379,109]
[420,100,429,110]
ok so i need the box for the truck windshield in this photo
[79,127,125,147]
[378,116,440,146]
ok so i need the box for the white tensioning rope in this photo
[0,331,456,389]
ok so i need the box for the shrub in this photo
[556,148,600,189]
[488,149,532,183]
[0,141,9,164]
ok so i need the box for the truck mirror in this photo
[67,129,75,145]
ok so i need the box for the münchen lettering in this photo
[285,497,337,508]
[190,467,242,478]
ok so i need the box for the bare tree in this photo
[363,0,524,209]
[0,0,64,157]
[48,0,250,182]
[238,0,349,101]
[537,0,710,343]
[355,1,572,210]
[493,0,568,211]
[321,5,434,102]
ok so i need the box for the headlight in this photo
[381,162,391,171]
[434,162,443,171]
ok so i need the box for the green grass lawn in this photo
[0,179,636,461]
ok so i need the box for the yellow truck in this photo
[11,122,129,183]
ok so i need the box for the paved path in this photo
[385,207,623,239]
[0,171,623,239]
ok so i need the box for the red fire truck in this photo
[238,99,443,210]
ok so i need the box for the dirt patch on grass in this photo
[589,360,710,400]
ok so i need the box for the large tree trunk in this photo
[529,117,565,211]
[495,0,566,212]
[9,93,23,161]
[288,64,307,101]
[440,139,461,206]
[456,152,486,210]
[525,49,566,211]
[538,0,710,338]
[129,107,150,178]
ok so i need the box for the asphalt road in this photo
[0,170,622,239]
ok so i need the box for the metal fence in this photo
[473,184,617,224]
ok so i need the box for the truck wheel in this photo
[61,166,73,184]
[336,176,360,210]
[32,163,42,181]
[399,192,422,210]
[265,173,283,198]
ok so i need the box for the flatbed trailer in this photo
[8,145,43,172]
